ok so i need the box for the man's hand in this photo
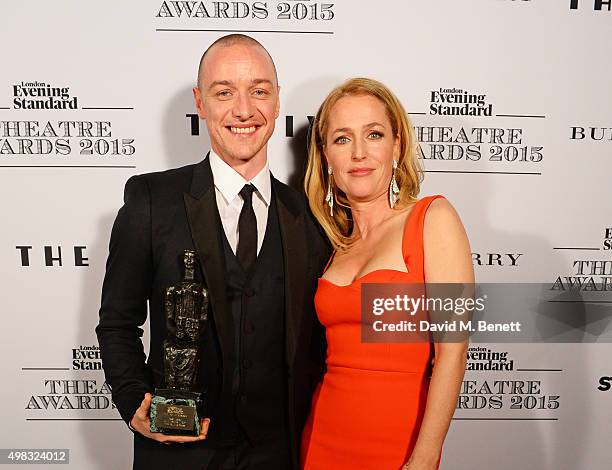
[130,393,210,444]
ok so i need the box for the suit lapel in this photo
[183,156,233,371]
[184,161,309,373]
[273,178,308,368]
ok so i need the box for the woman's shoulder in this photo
[417,193,447,208]
[421,194,463,231]
[420,195,473,282]
[401,194,453,226]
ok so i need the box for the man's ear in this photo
[193,86,206,120]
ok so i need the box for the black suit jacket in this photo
[96,156,330,469]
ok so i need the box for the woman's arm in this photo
[404,197,474,469]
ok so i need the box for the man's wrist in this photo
[127,419,137,433]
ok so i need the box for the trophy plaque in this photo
[149,250,209,436]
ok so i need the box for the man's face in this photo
[193,44,280,166]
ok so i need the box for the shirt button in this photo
[240,394,247,404]
[244,287,255,297]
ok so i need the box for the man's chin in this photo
[216,147,264,165]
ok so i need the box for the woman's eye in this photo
[369,131,383,139]
[334,136,350,144]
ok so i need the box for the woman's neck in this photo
[349,192,396,241]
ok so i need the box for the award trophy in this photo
[149,250,209,436]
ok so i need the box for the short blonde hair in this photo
[304,77,423,250]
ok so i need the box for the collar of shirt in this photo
[208,149,271,208]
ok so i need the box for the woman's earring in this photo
[389,159,400,209]
[325,166,334,216]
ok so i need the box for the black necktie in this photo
[237,184,257,273]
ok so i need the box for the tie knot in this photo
[240,184,256,202]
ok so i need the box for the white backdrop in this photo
[0,0,611,468]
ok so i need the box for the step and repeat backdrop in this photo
[0,0,610,468]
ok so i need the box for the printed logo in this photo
[429,88,492,117]
[12,81,78,110]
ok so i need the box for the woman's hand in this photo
[401,457,438,470]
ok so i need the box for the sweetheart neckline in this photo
[318,268,411,288]
[318,197,431,288]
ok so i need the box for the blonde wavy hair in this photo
[304,77,423,250]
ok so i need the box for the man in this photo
[96,34,329,470]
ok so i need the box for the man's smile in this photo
[227,125,259,135]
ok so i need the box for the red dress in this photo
[301,195,444,470]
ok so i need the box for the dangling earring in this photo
[389,159,400,209]
[325,166,334,216]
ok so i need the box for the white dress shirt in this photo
[208,150,271,255]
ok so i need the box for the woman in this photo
[300,78,473,469]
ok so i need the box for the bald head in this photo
[191,33,281,176]
[197,34,278,89]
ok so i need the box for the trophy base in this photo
[149,389,203,436]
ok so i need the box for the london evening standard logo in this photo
[429,88,492,117]
[457,346,561,413]
[72,344,102,371]
[24,345,116,414]
[12,81,78,110]
[466,346,514,372]
[414,86,544,166]
[156,1,335,21]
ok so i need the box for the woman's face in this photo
[324,94,399,205]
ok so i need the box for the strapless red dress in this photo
[301,195,444,470]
